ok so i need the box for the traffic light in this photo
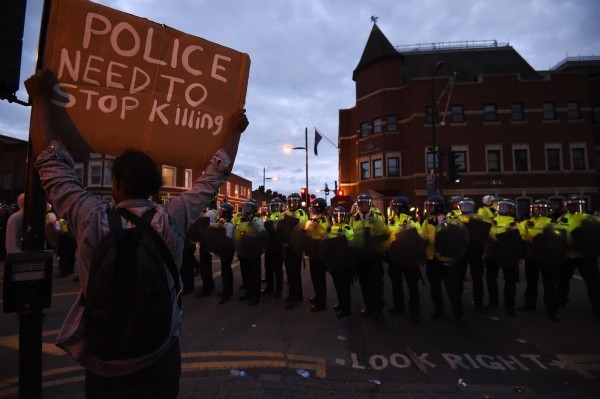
[447,152,461,184]
[337,190,344,197]
[300,188,307,196]
[0,0,27,101]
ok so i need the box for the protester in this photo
[25,68,248,399]
[5,193,25,253]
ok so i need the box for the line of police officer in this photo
[187,191,600,329]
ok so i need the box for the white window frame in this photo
[512,144,530,172]
[485,144,503,172]
[386,152,401,177]
[544,143,562,171]
[570,143,587,171]
[184,169,192,189]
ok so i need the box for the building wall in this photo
[339,56,600,218]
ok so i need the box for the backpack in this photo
[83,207,181,361]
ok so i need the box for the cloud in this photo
[1,0,597,197]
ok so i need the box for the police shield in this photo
[202,223,234,258]
[388,227,426,266]
[434,219,469,260]
[264,219,283,252]
[530,225,568,267]
[186,216,210,242]
[233,221,269,258]
[485,227,524,264]
[276,216,299,245]
[352,218,391,256]
[571,216,600,258]
[463,215,492,247]
[320,233,358,273]
[290,221,327,259]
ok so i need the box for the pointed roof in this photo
[353,24,403,77]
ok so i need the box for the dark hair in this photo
[112,150,162,199]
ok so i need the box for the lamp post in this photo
[284,127,309,205]
[262,167,277,192]
[430,61,445,195]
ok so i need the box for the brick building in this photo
[339,24,600,218]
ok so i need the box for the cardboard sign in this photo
[42,0,250,169]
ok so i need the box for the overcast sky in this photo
[1,0,598,198]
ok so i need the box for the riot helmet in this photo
[310,198,327,216]
[564,194,585,214]
[332,206,347,225]
[269,197,283,213]
[287,192,302,211]
[497,198,515,216]
[219,203,234,219]
[458,197,476,214]
[424,195,445,215]
[242,198,258,215]
[482,194,497,207]
[530,199,550,217]
[449,195,463,210]
[356,193,373,208]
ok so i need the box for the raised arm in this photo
[24,69,60,157]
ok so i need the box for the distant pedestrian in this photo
[5,193,25,253]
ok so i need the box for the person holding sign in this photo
[26,68,248,399]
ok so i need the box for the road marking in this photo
[555,354,600,378]
[0,330,66,356]
[182,351,326,378]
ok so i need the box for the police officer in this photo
[215,203,236,304]
[478,194,497,220]
[307,198,330,312]
[386,196,424,324]
[236,198,264,306]
[263,197,284,298]
[350,193,386,321]
[557,194,600,321]
[327,206,355,318]
[453,197,491,314]
[446,195,463,220]
[518,199,561,321]
[484,198,522,317]
[195,201,217,297]
[422,195,466,329]
[283,193,308,310]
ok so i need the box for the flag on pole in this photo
[435,74,455,109]
[314,128,323,156]
[439,72,457,126]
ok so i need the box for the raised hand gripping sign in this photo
[43,0,250,169]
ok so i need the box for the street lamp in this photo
[430,61,445,195]
[284,127,309,205]
[262,167,277,191]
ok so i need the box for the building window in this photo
[487,149,501,172]
[2,172,11,190]
[453,151,467,172]
[514,148,529,171]
[372,159,382,178]
[162,165,176,187]
[88,162,103,186]
[546,148,561,171]
[234,184,239,197]
[571,147,586,170]
[386,115,398,131]
[360,122,369,138]
[103,161,112,187]
[226,182,231,196]
[360,161,369,180]
[543,102,555,120]
[387,157,400,177]
[484,104,497,122]
[372,117,382,134]
[510,103,524,121]
[425,106,436,124]
[567,101,581,120]
[451,105,464,123]
[184,169,192,188]
[426,149,439,173]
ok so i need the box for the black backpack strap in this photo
[118,207,182,310]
